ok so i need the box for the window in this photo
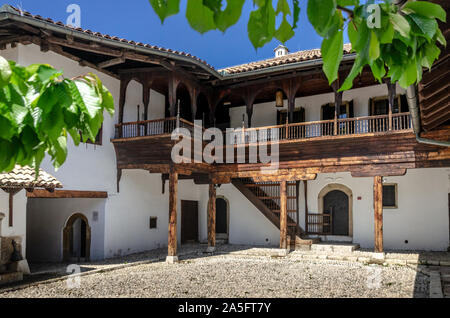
[321,101,354,120]
[369,95,408,116]
[277,107,305,125]
[383,184,398,209]
[150,217,158,229]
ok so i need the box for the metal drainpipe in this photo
[406,85,450,147]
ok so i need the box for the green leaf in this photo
[248,0,276,49]
[149,0,180,23]
[379,23,394,44]
[214,0,245,32]
[370,59,386,82]
[307,0,336,37]
[321,29,343,84]
[389,13,411,38]
[368,31,380,62]
[0,56,11,87]
[398,59,417,88]
[421,43,441,70]
[292,0,300,29]
[337,0,357,6]
[275,17,295,43]
[403,1,446,23]
[408,13,437,41]
[186,0,216,34]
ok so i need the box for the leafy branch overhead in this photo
[149,0,446,90]
[0,56,114,174]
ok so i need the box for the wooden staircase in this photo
[232,179,319,250]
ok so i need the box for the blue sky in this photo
[10,0,335,69]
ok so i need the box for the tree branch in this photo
[337,5,354,18]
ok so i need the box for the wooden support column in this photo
[142,81,152,121]
[374,176,384,253]
[386,79,396,131]
[118,78,130,138]
[207,182,216,252]
[1,188,21,227]
[168,76,179,117]
[280,181,288,250]
[189,87,199,122]
[167,166,178,263]
[332,80,343,136]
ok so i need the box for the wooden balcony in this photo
[113,113,412,142]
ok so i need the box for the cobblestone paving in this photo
[1,251,429,298]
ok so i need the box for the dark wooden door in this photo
[216,198,228,235]
[181,200,199,244]
[324,190,349,236]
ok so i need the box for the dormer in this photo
[274,44,289,57]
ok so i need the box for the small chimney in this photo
[274,44,289,57]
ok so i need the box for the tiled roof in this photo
[1,4,354,77]
[0,166,62,189]
[220,43,353,75]
[0,5,214,70]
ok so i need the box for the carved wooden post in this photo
[118,78,129,138]
[386,80,396,131]
[332,80,342,136]
[374,176,384,253]
[207,182,216,252]
[285,116,289,140]
[280,181,288,250]
[189,87,198,122]
[168,76,178,117]
[143,81,151,121]
[167,166,178,263]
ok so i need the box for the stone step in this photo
[310,242,360,253]
[0,271,23,286]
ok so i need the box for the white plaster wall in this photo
[213,184,280,246]
[301,168,449,251]
[229,84,406,128]
[0,190,27,257]
[104,170,202,258]
[26,198,106,262]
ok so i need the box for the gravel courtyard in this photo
[0,254,429,298]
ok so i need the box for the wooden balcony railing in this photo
[306,213,332,235]
[114,117,199,139]
[238,112,411,144]
[114,113,412,141]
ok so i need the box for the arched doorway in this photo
[63,213,91,262]
[318,184,353,237]
[216,196,229,241]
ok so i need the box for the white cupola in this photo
[274,44,289,57]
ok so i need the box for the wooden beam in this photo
[27,189,108,199]
[98,56,126,69]
[168,166,178,258]
[207,182,216,251]
[374,176,383,253]
[280,181,288,250]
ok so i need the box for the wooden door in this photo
[181,200,199,244]
[216,198,228,240]
[324,190,349,236]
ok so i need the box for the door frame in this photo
[318,184,353,237]
[63,213,91,262]
[215,196,230,241]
